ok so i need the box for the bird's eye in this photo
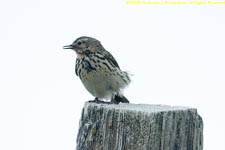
[77,41,81,45]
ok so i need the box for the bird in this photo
[63,36,131,104]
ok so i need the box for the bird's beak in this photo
[63,44,74,49]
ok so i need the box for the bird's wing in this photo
[104,51,120,69]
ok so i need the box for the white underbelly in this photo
[80,69,125,100]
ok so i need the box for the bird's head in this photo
[63,36,103,57]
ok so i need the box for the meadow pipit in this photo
[63,36,131,104]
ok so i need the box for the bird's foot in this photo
[88,98,111,104]
[110,99,119,104]
[88,98,119,104]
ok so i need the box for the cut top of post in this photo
[83,102,197,115]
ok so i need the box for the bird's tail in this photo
[114,95,129,103]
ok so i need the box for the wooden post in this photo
[76,103,203,150]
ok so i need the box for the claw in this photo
[88,98,111,104]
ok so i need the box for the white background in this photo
[0,0,225,150]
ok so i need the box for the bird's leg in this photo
[110,96,119,104]
[88,97,110,104]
